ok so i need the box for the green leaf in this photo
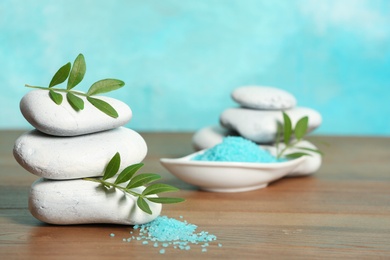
[49,62,71,88]
[103,152,121,180]
[67,54,86,90]
[66,92,84,111]
[126,173,161,189]
[282,112,292,145]
[87,79,125,96]
[114,163,144,185]
[147,197,185,204]
[87,96,118,118]
[294,116,308,140]
[295,146,324,155]
[137,197,152,215]
[276,121,282,144]
[49,90,63,105]
[284,152,311,159]
[142,183,180,196]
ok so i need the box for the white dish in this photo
[160,151,305,193]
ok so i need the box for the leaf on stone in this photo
[67,53,86,90]
[146,197,185,204]
[142,183,180,196]
[87,96,118,118]
[114,163,144,185]
[126,173,161,189]
[49,62,71,88]
[103,152,121,180]
[137,197,152,215]
[282,112,292,145]
[49,90,63,105]
[294,116,309,140]
[284,152,311,159]
[67,92,84,111]
[87,79,125,96]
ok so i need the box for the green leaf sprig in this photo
[84,152,185,215]
[25,54,125,118]
[275,112,323,160]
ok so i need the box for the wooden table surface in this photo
[1,130,389,259]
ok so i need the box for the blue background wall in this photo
[1,0,390,135]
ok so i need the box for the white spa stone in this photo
[20,89,132,136]
[220,107,322,143]
[13,127,147,180]
[192,125,232,151]
[29,178,161,225]
[231,86,296,110]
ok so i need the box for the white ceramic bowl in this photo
[160,151,305,193]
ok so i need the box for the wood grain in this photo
[1,130,389,259]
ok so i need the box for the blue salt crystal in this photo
[110,233,115,237]
[192,136,277,163]
[130,215,218,253]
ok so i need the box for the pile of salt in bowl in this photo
[111,215,221,254]
[193,136,278,163]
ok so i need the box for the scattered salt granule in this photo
[192,136,278,163]
[133,215,218,253]
[110,233,115,237]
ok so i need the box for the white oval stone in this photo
[20,89,132,136]
[220,107,322,143]
[232,86,297,110]
[29,178,161,225]
[192,125,232,150]
[13,127,147,180]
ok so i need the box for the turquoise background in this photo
[1,0,390,135]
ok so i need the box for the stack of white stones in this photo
[192,86,323,176]
[13,90,161,225]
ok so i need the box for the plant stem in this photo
[276,139,300,159]
[25,84,88,97]
[83,177,141,197]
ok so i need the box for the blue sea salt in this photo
[193,136,277,163]
[132,215,218,253]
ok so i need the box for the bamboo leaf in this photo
[282,112,292,145]
[147,197,185,204]
[103,152,121,180]
[137,197,152,215]
[294,116,309,140]
[49,90,63,105]
[66,92,84,111]
[114,163,144,185]
[284,152,311,159]
[142,183,180,196]
[87,79,125,96]
[87,96,118,118]
[67,54,86,90]
[49,62,71,88]
[126,173,161,189]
